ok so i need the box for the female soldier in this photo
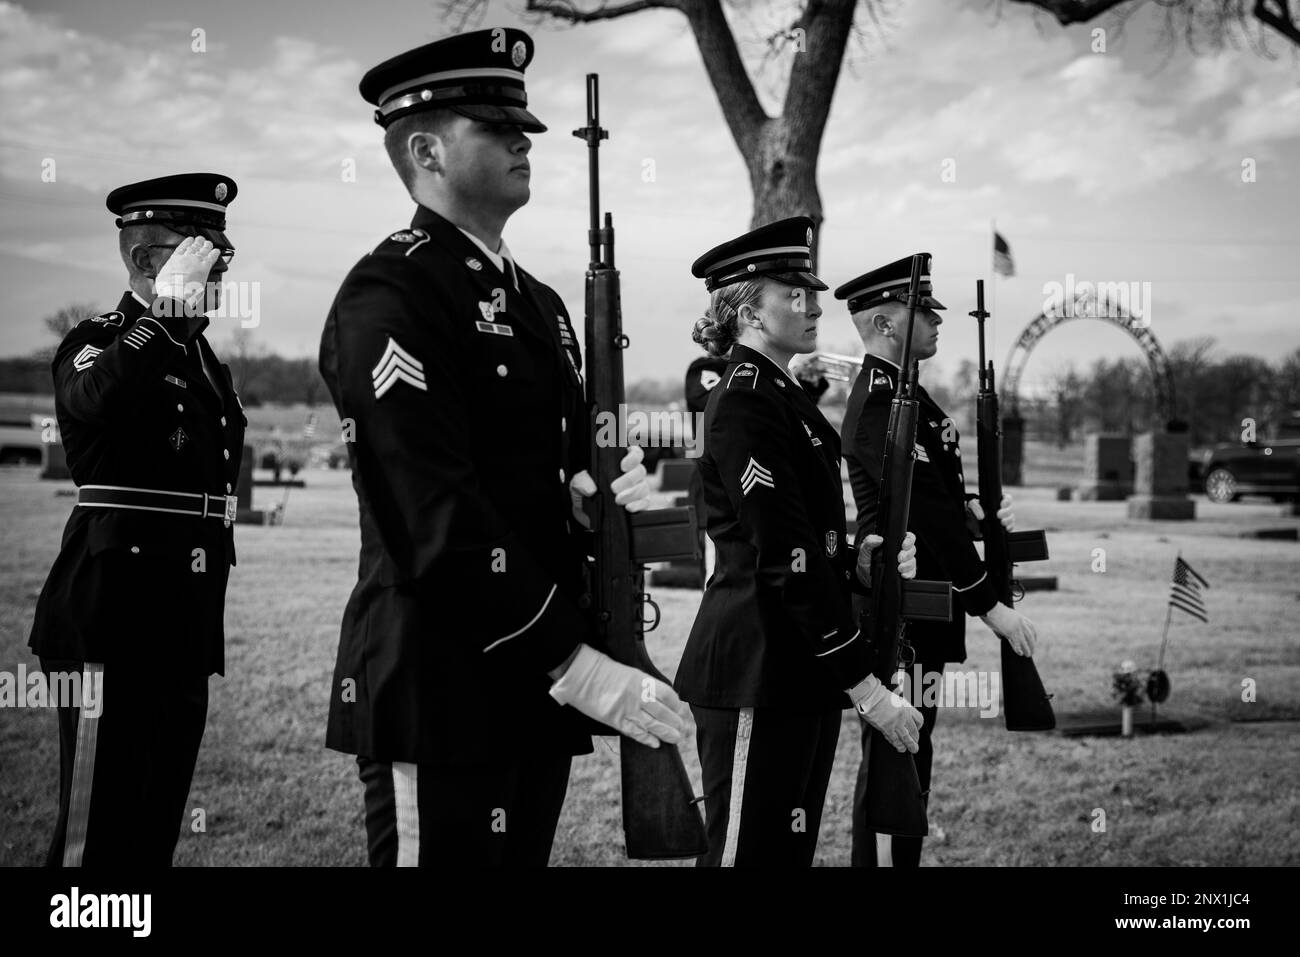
[675,217,924,867]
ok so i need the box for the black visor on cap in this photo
[450,103,546,133]
[767,269,828,292]
[194,226,233,249]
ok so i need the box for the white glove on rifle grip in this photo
[847,674,923,754]
[548,644,687,748]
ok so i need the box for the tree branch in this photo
[782,0,858,148]
[525,0,681,22]
[1007,0,1133,24]
[676,0,769,159]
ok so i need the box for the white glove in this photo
[981,602,1037,657]
[569,446,651,529]
[152,236,220,311]
[855,531,917,587]
[847,674,922,753]
[968,493,1015,532]
[548,644,687,748]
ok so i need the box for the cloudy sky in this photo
[1,0,1297,391]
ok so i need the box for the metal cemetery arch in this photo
[1002,290,1181,431]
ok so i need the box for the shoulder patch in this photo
[384,228,430,257]
[868,368,894,394]
[72,345,102,372]
[90,310,124,328]
[372,337,427,398]
[727,362,759,389]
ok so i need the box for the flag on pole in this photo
[1168,556,1209,622]
[993,231,1015,276]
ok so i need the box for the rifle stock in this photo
[575,74,707,859]
[971,280,1056,732]
[861,254,953,838]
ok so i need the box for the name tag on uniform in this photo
[475,321,514,337]
[165,375,187,388]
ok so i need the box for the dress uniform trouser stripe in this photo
[393,762,420,867]
[62,662,105,868]
[720,707,754,868]
[876,832,894,867]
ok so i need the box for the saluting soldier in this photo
[29,174,246,866]
[320,28,687,867]
[836,254,1036,868]
[675,218,922,867]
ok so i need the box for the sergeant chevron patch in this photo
[372,337,427,398]
[72,345,102,372]
[914,442,930,463]
[740,457,774,495]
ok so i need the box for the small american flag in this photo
[993,231,1015,277]
[303,412,317,439]
[1168,556,1209,622]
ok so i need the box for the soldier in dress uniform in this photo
[836,254,1038,868]
[320,28,687,867]
[674,217,922,867]
[28,173,246,866]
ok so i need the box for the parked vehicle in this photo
[1201,414,1300,503]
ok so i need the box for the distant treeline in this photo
[6,305,1299,447]
[630,340,1300,448]
[0,352,325,409]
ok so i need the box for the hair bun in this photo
[692,313,734,357]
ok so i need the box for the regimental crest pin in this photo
[91,311,124,328]
[214,182,228,202]
[390,231,417,243]
[825,531,838,557]
[478,301,496,322]
[466,257,483,271]
[511,40,527,67]
[169,427,188,451]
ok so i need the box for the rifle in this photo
[573,74,708,860]
[860,254,953,838]
[970,279,1055,732]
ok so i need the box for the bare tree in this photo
[1042,360,1085,447]
[43,303,99,342]
[437,0,1266,245]
[224,327,267,402]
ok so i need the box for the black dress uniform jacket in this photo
[676,345,869,711]
[29,292,246,677]
[319,206,594,765]
[840,353,997,664]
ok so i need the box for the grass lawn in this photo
[1,463,1297,866]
